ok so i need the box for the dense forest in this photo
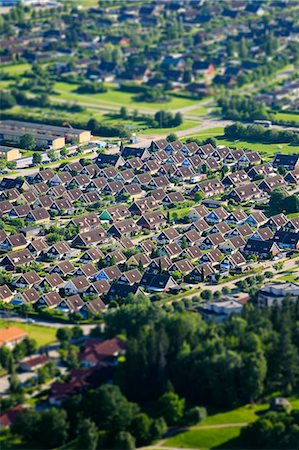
[10,298,299,449]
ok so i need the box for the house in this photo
[137,211,167,230]
[220,236,246,254]
[80,248,104,264]
[121,146,150,160]
[191,263,215,282]
[238,151,261,168]
[183,229,202,245]
[108,219,138,238]
[265,213,288,230]
[123,157,143,171]
[273,153,299,171]
[220,252,246,272]
[101,167,119,180]
[0,233,27,252]
[148,256,172,273]
[225,210,247,225]
[258,175,286,193]
[169,258,193,275]
[107,283,143,301]
[284,169,299,184]
[284,217,299,233]
[201,232,225,249]
[0,327,28,348]
[116,169,135,184]
[257,282,299,307]
[273,230,299,249]
[247,163,275,180]
[227,223,253,239]
[0,285,13,303]
[148,176,170,190]
[156,227,180,244]
[165,140,183,153]
[80,298,106,317]
[51,260,75,277]
[222,170,250,187]
[0,405,24,428]
[27,208,50,224]
[137,239,156,254]
[96,265,122,282]
[251,226,274,241]
[133,172,153,186]
[118,269,142,285]
[245,211,267,227]
[51,198,74,216]
[224,149,245,166]
[79,338,126,368]
[74,263,98,279]
[12,288,40,306]
[70,213,101,232]
[26,238,48,256]
[140,273,177,292]
[243,239,280,259]
[71,228,107,248]
[150,139,168,151]
[38,273,65,291]
[85,279,110,296]
[9,205,31,219]
[96,154,125,169]
[19,354,49,372]
[228,183,262,203]
[199,248,223,266]
[57,295,85,314]
[206,207,228,224]
[13,270,41,289]
[43,242,71,261]
[188,205,209,222]
[0,200,13,216]
[50,171,73,186]
[199,299,243,322]
[1,249,34,270]
[127,253,151,269]
[164,242,183,259]
[64,276,90,296]
[129,197,157,215]
[118,183,143,200]
[196,144,215,159]
[162,192,185,206]
[191,178,224,197]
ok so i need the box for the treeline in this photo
[269,189,299,215]
[218,95,270,121]
[7,298,299,449]
[224,122,299,144]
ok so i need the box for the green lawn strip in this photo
[277,273,298,282]
[163,426,243,449]
[52,82,200,111]
[287,212,299,219]
[274,112,299,124]
[215,137,298,154]
[197,404,268,427]
[1,63,31,75]
[142,121,199,136]
[0,319,56,347]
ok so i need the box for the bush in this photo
[184,406,207,425]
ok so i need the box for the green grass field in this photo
[164,426,243,449]
[275,112,299,124]
[1,63,31,75]
[0,319,56,347]
[52,82,200,112]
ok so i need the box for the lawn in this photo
[0,320,56,347]
[275,111,299,124]
[164,427,243,449]
[1,63,31,75]
[198,404,268,427]
[52,82,200,112]
[277,273,298,283]
[212,136,298,156]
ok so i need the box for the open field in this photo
[0,319,56,347]
[164,426,243,449]
[274,111,299,124]
[1,63,31,75]
[52,82,201,112]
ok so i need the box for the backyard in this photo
[0,320,56,347]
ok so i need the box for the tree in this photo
[9,374,21,393]
[56,327,73,343]
[113,431,135,450]
[269,189,287,214]
[48,149,56,161]
[184,406,207,425]
[76,419,98,450]
[201,289,213,300]
[120,106,128,119]
[37,408,69,448]
[130,413,153,446]
[0,90,16,109]
[278,164,287,176]
[32,152,42,165]
[20,133,36,150]
[60,146,68,157]
[158,392,185,425]
[203,137,217,148]
[166,134,178,142]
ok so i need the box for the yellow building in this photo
[0,145,21,161]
